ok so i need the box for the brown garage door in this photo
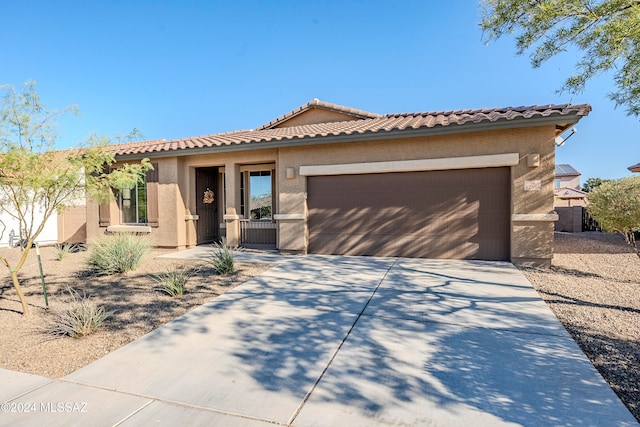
[307,168,510,260]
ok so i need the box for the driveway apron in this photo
[0,255,636,426]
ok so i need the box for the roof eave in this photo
[114,113,585,161]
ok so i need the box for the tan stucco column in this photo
[276,166,308,254]
[224,162,241,247]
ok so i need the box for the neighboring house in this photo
[0,206,58,248]
[0,201,85,248]
[554,164,581,189]
[554,164,587,207]
[554,187,588,207]
[629,162,640,173]
[86,99,591,267]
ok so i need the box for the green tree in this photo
[587,175,640,258]
[0,81,152,315]
[481,0,640,116]
[582,177,610,192]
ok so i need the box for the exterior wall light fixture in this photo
[555,127,577,147]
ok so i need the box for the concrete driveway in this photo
[1,255,636,426]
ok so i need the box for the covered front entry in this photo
[196,167,219,244]
[307,168,510,260]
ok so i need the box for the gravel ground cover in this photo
[0,246,270,378]
[521,232,640,422]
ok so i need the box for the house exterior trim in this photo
[299,153,520,176]
[273,214,305,220]
[511,213,559,222]
[106,225,152,233]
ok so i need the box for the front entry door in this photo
[196,167,218,244]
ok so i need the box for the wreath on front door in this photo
[203,188,215,204]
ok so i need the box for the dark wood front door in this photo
[196,167,218,244]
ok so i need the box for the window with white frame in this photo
[249,170,272,220]
[239,167,274,220]
[119,178,148,224]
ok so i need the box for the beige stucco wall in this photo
[155,157,183,247]
[87,157,187,248]
[58,205,87,244]
[276,125,557,264]
[86,196,111,244]
[85,124,558,265]
[557,175,580,189]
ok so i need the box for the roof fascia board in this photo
[115,114,582,161]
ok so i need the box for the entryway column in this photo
[224,162,241,247]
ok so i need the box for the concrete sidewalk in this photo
[1,255,636,426]
[157,246,293,264]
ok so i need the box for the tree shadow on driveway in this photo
[67,256,637,426]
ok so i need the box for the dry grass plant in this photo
[152,266,194,297]
[42,288,111,338]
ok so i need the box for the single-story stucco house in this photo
[85,99,591,267]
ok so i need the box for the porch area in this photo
[220,219,277,250]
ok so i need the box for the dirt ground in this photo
[0,246,270,378]
[521,232,640,422]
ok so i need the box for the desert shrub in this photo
[55,243,72,261]
[55,243,87,261]
[588,175,640,258]
[44,289,111,338]
[209,238,236,275]
[87,233,151,275]
[153,266,193,297]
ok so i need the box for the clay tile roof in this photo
[111,102,591,158]
[555,187,587,199]
[628,162,640,172]
[555,164,581,176]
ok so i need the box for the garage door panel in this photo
[310,208,507,236]
[307,168,510,260]
[478,213,511,235]
[309,218,485,248]
[309,232,505,260]
[310,211,487,237]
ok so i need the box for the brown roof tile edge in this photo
[628,162,640,172]
[111,103,592,157]
[256,98,382,130]
[386,103,591,118]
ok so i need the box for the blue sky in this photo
[1,0,637,180]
